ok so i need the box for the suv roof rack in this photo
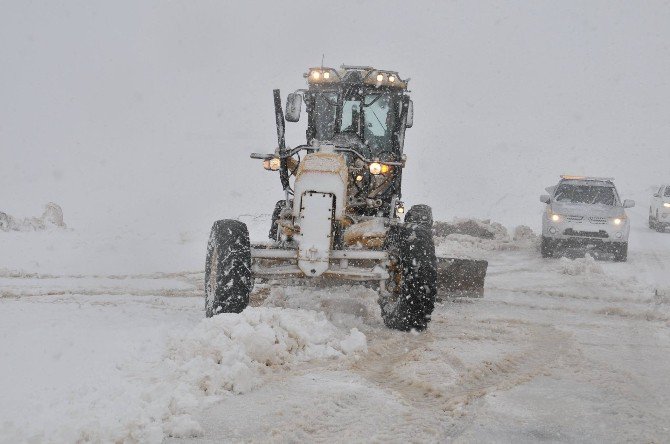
[560,175,614,181]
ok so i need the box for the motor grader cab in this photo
[205,65,487,331]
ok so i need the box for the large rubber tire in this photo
[380,224,437,331]
[541,236,555,258]
[649,208,656,229]
[205,220,252,317]
[612,242,628,262]
[404,204,433,229]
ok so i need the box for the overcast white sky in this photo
[2,0,670,234]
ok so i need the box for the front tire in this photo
[655,212,666,232]
[541,236,555,258]
[380,224,437,331]
[269,199,292,240]
[205,220,252,317]
[404,204,434,229]
[612,242,628,262]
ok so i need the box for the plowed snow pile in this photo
[434,218,538,258]
[3,307,366,443]
[558,254,604,276]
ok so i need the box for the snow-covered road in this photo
[1,212,669,442]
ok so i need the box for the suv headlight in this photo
[612,215,626,225]
[664,202,670,208]
[547,208,561,222]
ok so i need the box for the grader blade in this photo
[436,257,488,297]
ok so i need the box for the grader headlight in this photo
[263,157,281,171]
[369,162,393,175]
[369,162,382,175]
[306,67,338,84]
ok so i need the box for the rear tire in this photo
[612,242,628,262]
[205,220,252,317]
[404,204,433,229]
[541,236,555,258]
[380,224,437,331]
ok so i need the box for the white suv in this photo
[540,176,635,261]
[649,184,670,232]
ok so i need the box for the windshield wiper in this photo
[369,109,387,131]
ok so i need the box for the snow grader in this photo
[205,65,487,331]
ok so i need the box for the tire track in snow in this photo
[0,270,204,298]
[350,316,574,437]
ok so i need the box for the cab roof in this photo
[304,65,408,90]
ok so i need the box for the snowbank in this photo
[434,218,539,258]
[0,203,66,232]
[558,254,604,276]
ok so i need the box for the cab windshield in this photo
[312,91,397,157]
[554,184,618,206]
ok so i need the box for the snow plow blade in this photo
[436,257,488,297]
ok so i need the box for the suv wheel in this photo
[656,212,665,232]
[612,242,628,262]
[541,236,555,258]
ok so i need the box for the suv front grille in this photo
[566,215,583,222]
[588,217,607,224]
[563,228,609,238]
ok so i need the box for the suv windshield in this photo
[554,184,618,206]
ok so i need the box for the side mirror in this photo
[540,194,551,204]
[285,93,302,122]
[653,193,660,198]
[405,100,413,128]
[623,199,635,208]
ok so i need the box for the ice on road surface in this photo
[1,209,670,442]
